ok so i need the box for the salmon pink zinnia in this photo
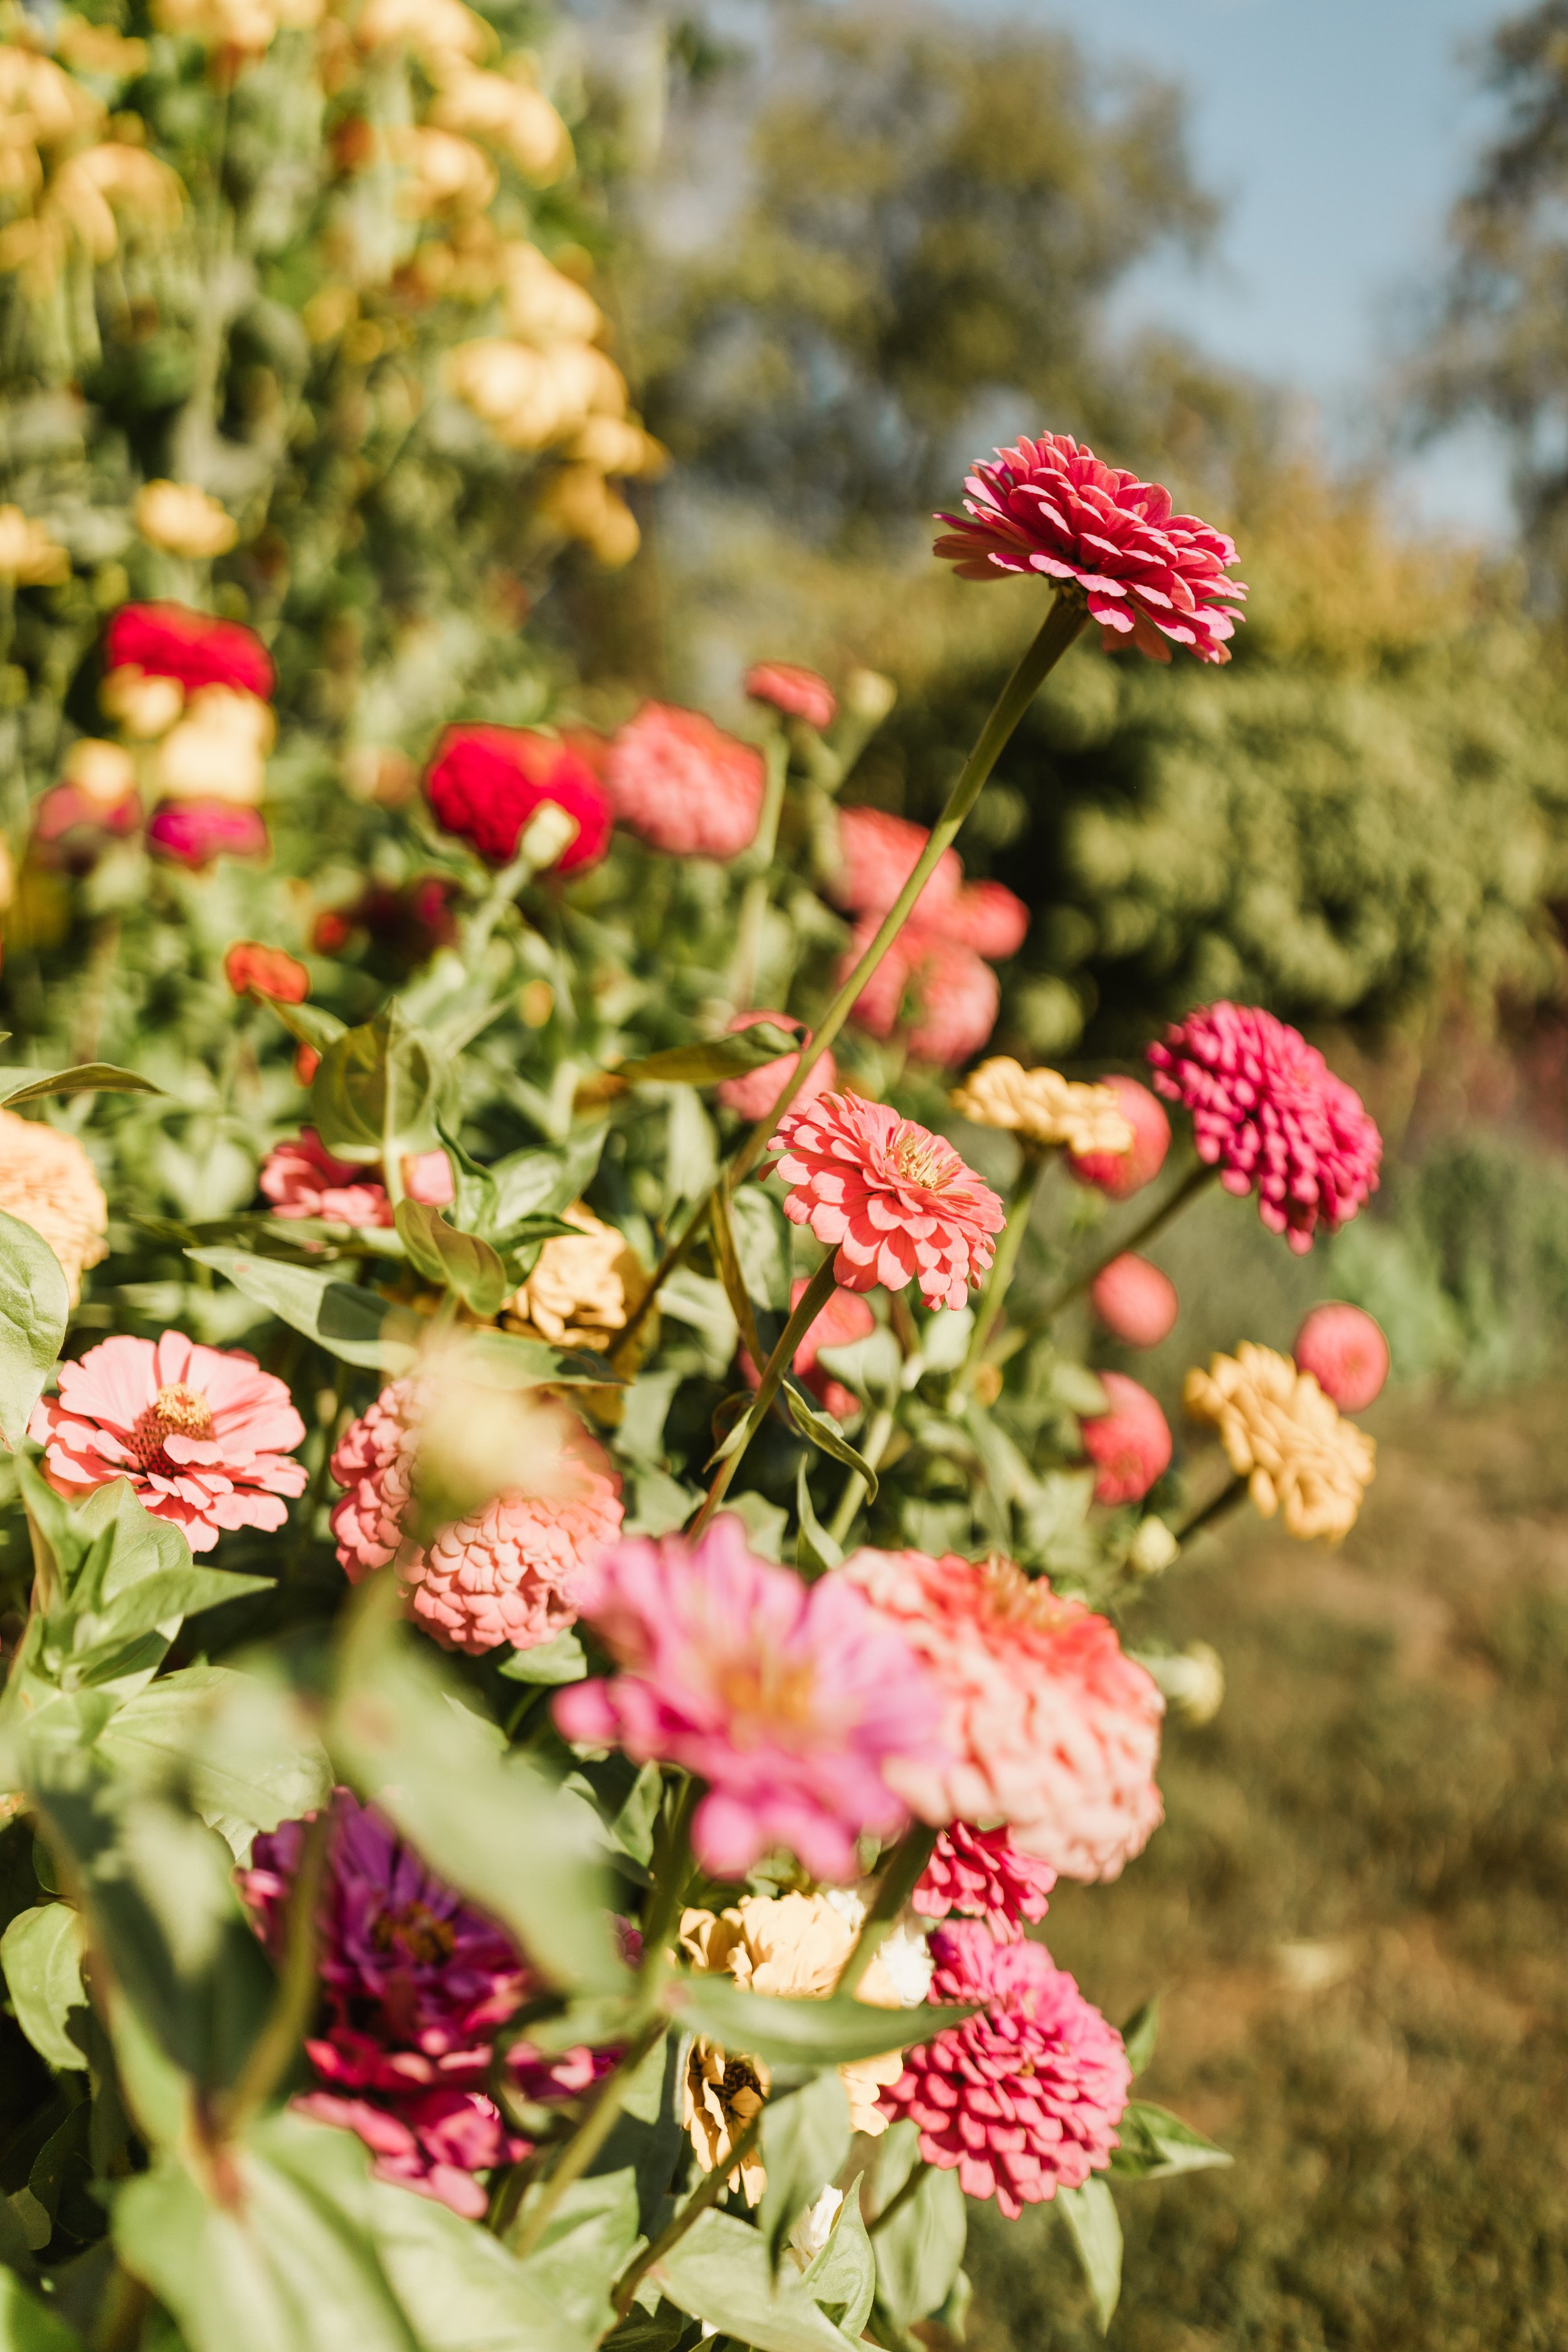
[1293,1301,1389,1413]
[744,662,837,730]
[29,1330,307,1551]
[606,702,765,861]
[1081,1371,1173,1504]
[553,1515,946,1883]
[768,1091,1005,1313]
[935,432,1247,665]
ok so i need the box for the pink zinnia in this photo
[329,1378,623,1656]
[840,1547,1163,1882]
[1090,1256,1179,1349]
[553,1516,945,1883]
[260,1130,454,1227]
[714,1012,837,1124]
[744,662,837,730]
[904,936,1000,1067]
[830,807,961,923]
[879,1920,1131,2218]
[29,1330,307,1552]
[738,1276,876,1424]
[768,1091,1005,1313]
[105,600,275,699]
[938,880,1030,961]
[913,1823,1056,1942]
[1081,1372,1172,1505]
[1147,1001,1382,1253]
[424,724,612,875]
[147,799,268,866]
[934,432,1247,666]
[606,702,765,861]
[1293,1302,1389,1413]
[1067,1074,1170,1199]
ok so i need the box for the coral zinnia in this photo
[553,1515,945,1883]
[744,662,837,731]
[934,432,1246,666]
[0,1110,108,1306]
[840,1547,1163,1882]
[1080,1372,1173,1504]
[1147,1002,1382,1253]
[1184,1342,1375,1541]
[606,702,765,861]
[738,1276,876,1425]
[938,880,1031,961]
[904,936,1000,1067]
[425,724,612,874]
[768,1091,1005,1313]
[714,1011,837,1124]
[223,941,309,1004]
[105,600,275,699]
[1089,1254,1179,1349]
[260,1130,454,1227]
[1066,1074,1170,1199]
[879,1920,1131,2217]
[913,1823,1056,1942]
[29,1330,307,1551]
[1293,1301,1390,1414]
[831,807,962,924]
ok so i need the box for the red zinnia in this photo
[147,801,268,866]
[1081,1372,1172,1505]
[1293,1302,1389,1413]
[935,432,1247,665]
[1090,1254,1178,1349]
[744,662,837,730]
[1067,1074,1170,1199]
[1147,1001,1382,1253]
[425,726,612,874]
[225,941,310,1004]
[105,601,275,699]
[606,703,766,861]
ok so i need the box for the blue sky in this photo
[977,0,1517,535]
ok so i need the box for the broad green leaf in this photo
[185,1249,421,1373]
[0,1212,67,1449]
[1057,2177,1122,2334]
[660,1271,737,1380]
[729,1182,791,1312]
[1120,1995,1159,2077]
[650,2211,862,2352]
[914,1307,972,1376]
[813,1327,902,1404]
[0,2271,82,2348]
[96,1666,331,1858]
[795,1460,843,1576]
[782,1383,877,1501]
[432,1110,498,1234]
[509,2169,642,2339]
[618,1024,799,1087]
[588,2028,684,2236]
[361,2159,586,2352]
[707,1186,764,1371]
[1052,1361,1112,1418]
[725,1488,787,1562]
[0,1904,85,2072]
[760,2073,850,2276]
[497,1629,587,1686]
[393,1198,509,1317]
[868,2124,967,2329]
[801,2178,875,2339]
[670,1974,969,2069]
[1108,2100,1231,2182]
[489,1126,607,1229]
[0,1064,159,1108]
[309,1004,437,1167]
[566,1756,663,1871]
[263,1000,346,1056]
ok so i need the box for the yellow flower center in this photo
[129,1381,214,1473]
[892,1131,948,1190]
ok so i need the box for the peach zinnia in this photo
[29,1330,307,1552]
[769,1092,1004,1313]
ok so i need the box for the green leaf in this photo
[447,1328,626,1390]
[729,1184,792,1312]
[0,2271,82,2348]
[393,1198,509,1317]
[1108,2100,1232,2183]
[263,1000,347,1056]
[330,1581,628,1996]
[650,2211,862,2352]
[0,1904,85,2072]
[95,1666,331,1858]
[588,2028,684,2237]
[186,1249,421,1373]
[660,1271,738,1380]
[1057,2177,1122,2334]
[618,1024,800,1087]
[670,1974,969,2069]
[509,2169,642,2339]
[0,1212,67,1449]
[761,2073,850,2276]
[0,1064,159,1108]
[781,1384,877,1501]
[1052,1362,1111,1418]
[566,1756,664,1871]
[801,2178,875,2339]
[309,1004,437,1168]
[869,2126,966,2329]
[813,1327,902,1404]
[364,2156,588,2352]
[497,1629,587,1686]
[794,1460,842,1576]
[489,1127,607,1229]
[1120,1995,1159,2077]
[706,1187,764,1372]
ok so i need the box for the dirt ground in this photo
[965,1380,1568,2352]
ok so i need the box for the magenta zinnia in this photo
[913,1823,1056,1942]
[553,1515,945,1883]
[768,1091,1005,1313]
[1147,1000,1382,1253]
[935,432,1247,665]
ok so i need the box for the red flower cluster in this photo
[935,432,1247,665]
[224,941,309,1004]
[1147,1001,1382,1253]
[426,726,612,874]
[105,601,275,699]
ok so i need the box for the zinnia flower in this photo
[1089,1254,1178,1349]
[830,807,961,923]
[951,1058,1134,1159]
[934,432,1247,666]
[879,1920,1131,2217]
[553,1516,945,1883]
[827,815,1025,1062]
[260,1130,454,1227]
[768,1091,1005,1313]
[938,881,1030,960]
[1293,1302,1389,1413]
[29,1330,307,1551]
[913,1823,1056,1942]
[224,941,309,1004]
[1081,1372,1172,1504]
[146,800,268,866]
[104,600,273,700]
[840,1547,1163,1882]
[605,702,765,861]
[904,936,1000,1067]
[153,686,273,808]
[738,1277,875,1424]
[0,506,68,586]
[1184,1342,1375,1541]
[425,724,612,874]
[134,480,238,559]
[1147,1002,1382,1253]
[714,1012,836,1125]
[744,662,837,730]
[1066,1074,1170,1199]
[0,1111,108,1305]
[502,1204,645,1352]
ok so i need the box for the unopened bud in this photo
[519,797,578,870]
[1128,1514,1179,1576]
[842,667,897,726]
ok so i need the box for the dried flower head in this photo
[1184,1342,1376,1540]
[504,1205,646,1352]
[0,1110,107,1305]
[951,1058,1135,1158]
[134,481,237,559]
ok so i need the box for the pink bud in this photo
[1081,1372,1172,1505]
[1091,1255,1178,1348]
[1293,1302,1389,1412]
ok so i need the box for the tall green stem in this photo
[688,1258,838,1539]
[1174,1470,1247,1545]
[827,1402,895,1546]
[958,1147,1051,1387]
[612,2109,765,2322]
[507,2013,667,2262]
[1029,1160,1217,1331]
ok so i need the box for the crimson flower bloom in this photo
[554,1516,945,1883]
[714,1011,836,1124]
[913,1823,1056,1942]
[744,662,837,730]
[1081,1372,1172,1504]
[1067,1074,1170,1199]
[879,1920,1131,2217]
[769,1091,1005,1313]
[1147,1001,1382,1253]
[606,702,766,861]
[738,1276,875,1424]
[147,800,268,866]
[425,725,612,874]
[105,601,275,698]
[29,1330,307,1552]
[223,941,309,1003]
[1089,1255,1179,1349]
[1293,1302,1389,1413]
[935,432,1246,665]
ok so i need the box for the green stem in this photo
[834,1822,939,2000]
[220,1808,329,2131]
[506,2013,668,2263]
[1174,1470,1247,1545]
[612,2109,765,2323]
[638,1774,700,1974]
[827,1402,895,1547]
[958,1147,1051,1387]
[465,845,536,972]
[688,1258,839,1540]
[90,2262,151,2352]
[1029,1160,1217,1331]
[731,733,790,1010]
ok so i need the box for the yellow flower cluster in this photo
[1184,1342,1376,1541]
[134,482,237,559]
[951,1056,1135,1158]
[0,42,181,289]
[152,0,323,56]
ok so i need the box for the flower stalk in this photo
[834,1821,938,1999]
[688,1256,839,1539]
[1030,1160,1217,1331]
[958,1145,1052,1387]
[612,2109,765,2323]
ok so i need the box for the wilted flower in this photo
[313,878,458,969]
[134,481,237,559]
[738,1277,875,1424]
[105,601,274,700]
[146,800,268,866]
[840,1547,1164,1882]
[153,684,275,806]
[744,662,837,730]
[951,1058,1135,1158]
[935,431,1247,665]
[1148,1002,1382,1253]
[0,506,68,586]
[30,1330,307,1550]
[223,941,309,1004]
[879,1920,1131,2217]
[769,1091,1005,1314]
[504,1205,646,1352]
[425,724,612,874]
[715,1012,836,1125]
[1293,1302,1390,1413]
[606,703,766,861]
[1184,1342,1376,1541]
[1067,1074,1170,1199]
[554,1516,945,1883]
[913,1823,1056,1942]
[1081,1373,1172,1505]
[0,1111,108,1305]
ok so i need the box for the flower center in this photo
[717,1658,820,1737]
[129,1381,214,1474]
[892,1131,948,1190]
[370,1900,457,1967]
